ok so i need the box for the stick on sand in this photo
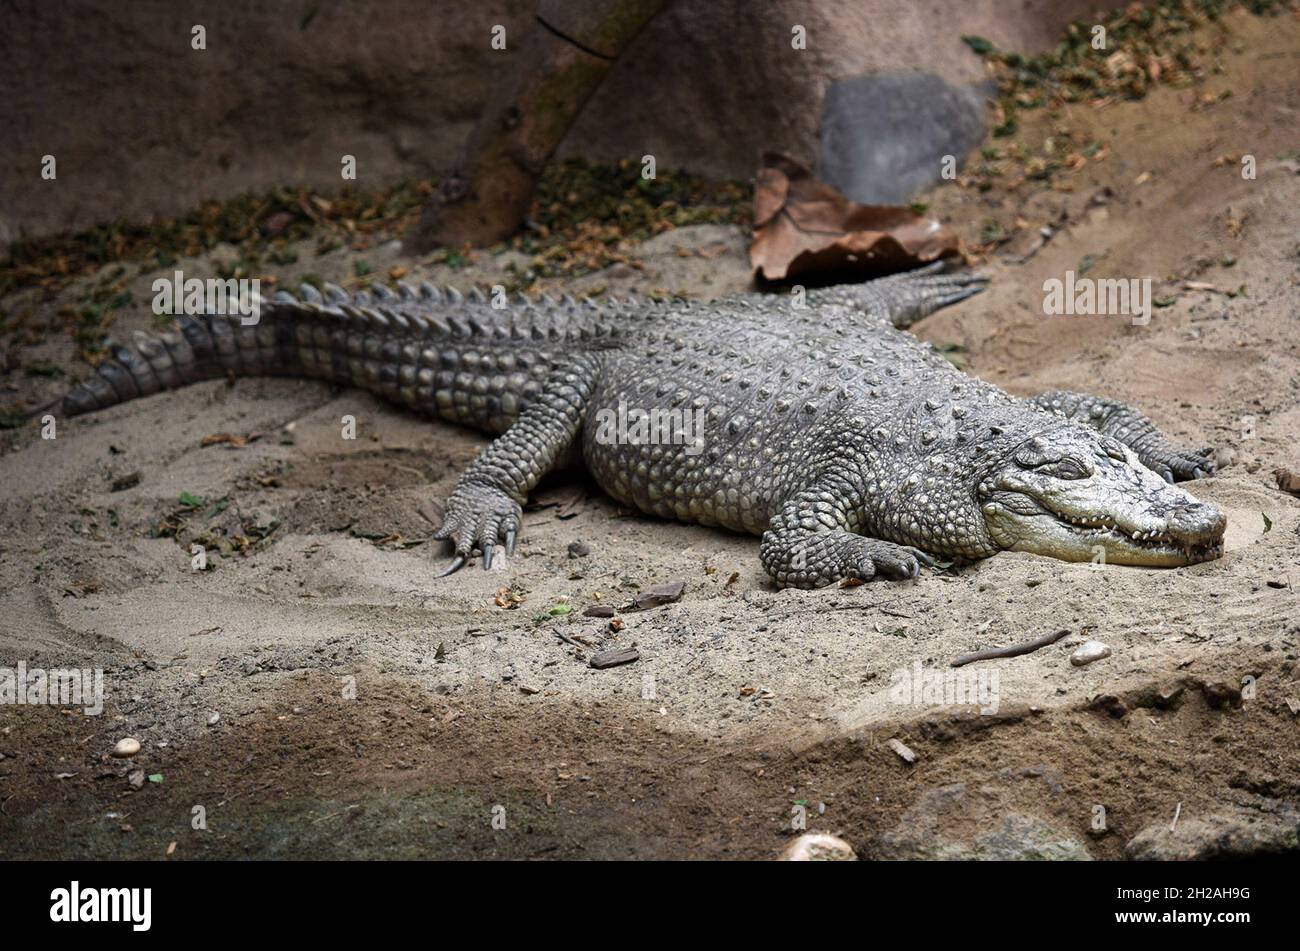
[950,629,1070,667]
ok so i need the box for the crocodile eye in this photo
[1044,458,1092,480]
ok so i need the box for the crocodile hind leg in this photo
[434,355,600,575]
[814,261,990,329]
[1026,390,1215,483]
[760,479,935,589]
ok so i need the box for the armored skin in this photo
[50,263,1226,588]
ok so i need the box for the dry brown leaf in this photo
[748,153,960,282]
[201,431,262,448]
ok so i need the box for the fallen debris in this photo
[589,647,640,669]
[494,586,525,610]
[888,738,918,764]
[200,431,263,448]
[950,629,1070,667]
[749,153,960,282]
[110,472,141,492]
[1275,468,1300,496]
[625,580,685,611]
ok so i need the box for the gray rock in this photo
[881,812,1092,861]
[817,73,993,205]
[877,781,1092,860]
[1125,812,1300,860]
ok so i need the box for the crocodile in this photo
[47,262,1225,588]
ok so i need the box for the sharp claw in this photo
[1162,469,1175,484]
[482,544,494,570]
[505,529,517,556]
[1192,467,1206,479]
[438,555,467,577]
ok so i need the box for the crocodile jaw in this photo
[980,436,1226,566]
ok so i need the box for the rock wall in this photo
[0,0,1122,247]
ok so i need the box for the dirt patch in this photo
[2,651,1295,860]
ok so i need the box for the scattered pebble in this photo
[779,833,858,861]
[112,738,141,758]
[207,712,221,727]
[1275,467,1300,496]
[626,580,686,611]
[127,769,145,789]
[589,646,640,669]
[888,738,917,764]
[1070,640,1112,666]
[583,603,617,618]
[567,541,590,558]
[110,472,141,492]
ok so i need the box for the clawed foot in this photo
[1140,444,1216,484]
[761,527,936,589]
[432,483,522,575]
[844,538,936,582]
[873,261,991,328]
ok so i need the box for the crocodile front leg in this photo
[760,478,935,589]
[435,355,600,575]
[1026,390,1215,483]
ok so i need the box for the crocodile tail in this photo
[55,304,302,418]
[48,279,640,423]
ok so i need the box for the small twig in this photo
[553,630,585,649]
[879,607,915,619]
[760,599,912,623]
[1170,802,1182,832]
[950,629,1070,667]
[311,804,361,825]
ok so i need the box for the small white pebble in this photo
[112,737,141,758]
[1071,640,1112,667]
[780,833,857,861]
[888,738,918,764]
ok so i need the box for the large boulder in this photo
[816,73,994,206]
[0,0,1125,249]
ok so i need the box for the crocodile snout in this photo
[1165,498,1227,546]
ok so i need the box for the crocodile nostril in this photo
[1167,502,1227,542]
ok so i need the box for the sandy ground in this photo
[1,12,1298,860]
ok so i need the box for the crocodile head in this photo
[978,428,1225,566]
